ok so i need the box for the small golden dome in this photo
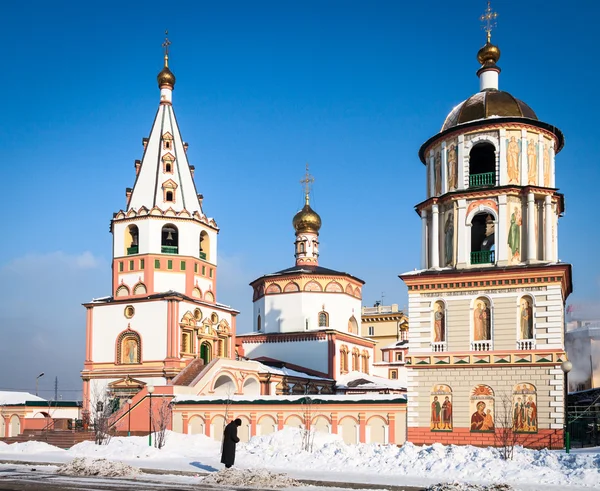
[293,202,322,234]
[157,66,176,88]
[477,42,501,66]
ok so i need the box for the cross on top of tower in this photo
[480,1,498,43]
[300,163,314,205]
[162,30,171,67]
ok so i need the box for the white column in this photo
[498,129,507,185]
[544,195,553,262]
[457,135,466,190]
[538,134,544,187]
[520,129,528,186]
[550,144,556,188]
[456,199,467,267]
[421,209,428,269]
[430,204,440,269]
[441,141,448,195]
[497,195,508,265]
[527,192,536,262]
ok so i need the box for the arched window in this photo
[161,224,178,254]
[200,341,212,365]
[472,297,492,351]
[199,231,210,261]
[318,311,329,327]
[257,314,262,331]
[470,213,495,265]
[166,190,174,202]
[469,142,496,188]
[126,225,139,255]
[348,316,358,334]
[299,242,305,253]
[352,348,360,371]
[340,346,349,373]
[361,350,369,374]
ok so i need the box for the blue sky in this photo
[1,0,598,399]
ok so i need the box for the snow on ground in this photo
[57,457,141,477]
[0,428,599,490]
[201,468,301,487]
[425,484,513,491]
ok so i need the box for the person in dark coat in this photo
[221,418,241,468]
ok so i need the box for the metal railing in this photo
[471,250,495,265]
[161,245,178,254]
[469,172,495,188]
[126,246,138,255]
[199,251,206,260]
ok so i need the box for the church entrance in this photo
[200,342,211,365]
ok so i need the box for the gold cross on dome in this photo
[300,163,314,203]
[480,1,498,43]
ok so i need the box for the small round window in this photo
[124,305,135,319]
[194,308,202,321]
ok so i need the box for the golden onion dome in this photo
[157,57,176,88]
[293,201,322,234]
[477,42,501,66]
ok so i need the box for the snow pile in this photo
[70,436,162,460]
[426,484,513,491]
[57,457,141,477]
[240,428,600,488]
[202,467,301,488]
[0,440,65,454]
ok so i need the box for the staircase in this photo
[0,430,95,449]
[171,358,214,386]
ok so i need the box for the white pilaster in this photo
[441,141,448,195]
[428,152,435,198]
[497,194,508,265]
[456,199,467,267]
[544,195,553,262]
[457,135,466,190]
[498,128,507,185]
[430,204,440,269]
[550,144,556,188]
[527,192,536,262]
[421,209,428,269]
[520,129,528,186]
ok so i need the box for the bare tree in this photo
[151,398,173,449]
[88,386,115,445]
[300,392,320,453]
[220,384,235,455]
[494,392,529,460]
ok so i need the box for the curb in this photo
[0,460,426,491]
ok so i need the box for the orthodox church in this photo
[400,4,571,448]
[79,37,406,445]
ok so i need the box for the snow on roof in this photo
[382,340,408,350]
[0,391,45,405]
[173,393,405,404]
[335,371,406,391]
[254,363,331,381]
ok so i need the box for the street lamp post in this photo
[147,385,154,447]
[35,373,44,397]
[127,398,133,437]
[561,360,573,453]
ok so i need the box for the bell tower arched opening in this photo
[161,224,178,254]
[469,142,496,188]
[471,213,495,265]
[199,231,210,261]
[126,224,139,255]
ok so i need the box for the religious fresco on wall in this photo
[473,297,491,341]
[527,136,539,185]
[434,150,442,195]
[121,335,139,364]
[470,385,495,432]
[433,301,446,343]
[507,198,522,264]
[519,296,534,340]
[444,209,454,266]
[513,383,537,433]
[430,385,453,431]
[446,141,458,191]
[505,132,521,185]
[543,141,551,187]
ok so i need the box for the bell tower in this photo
[400,3,572,449]
[81,35,238,409]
